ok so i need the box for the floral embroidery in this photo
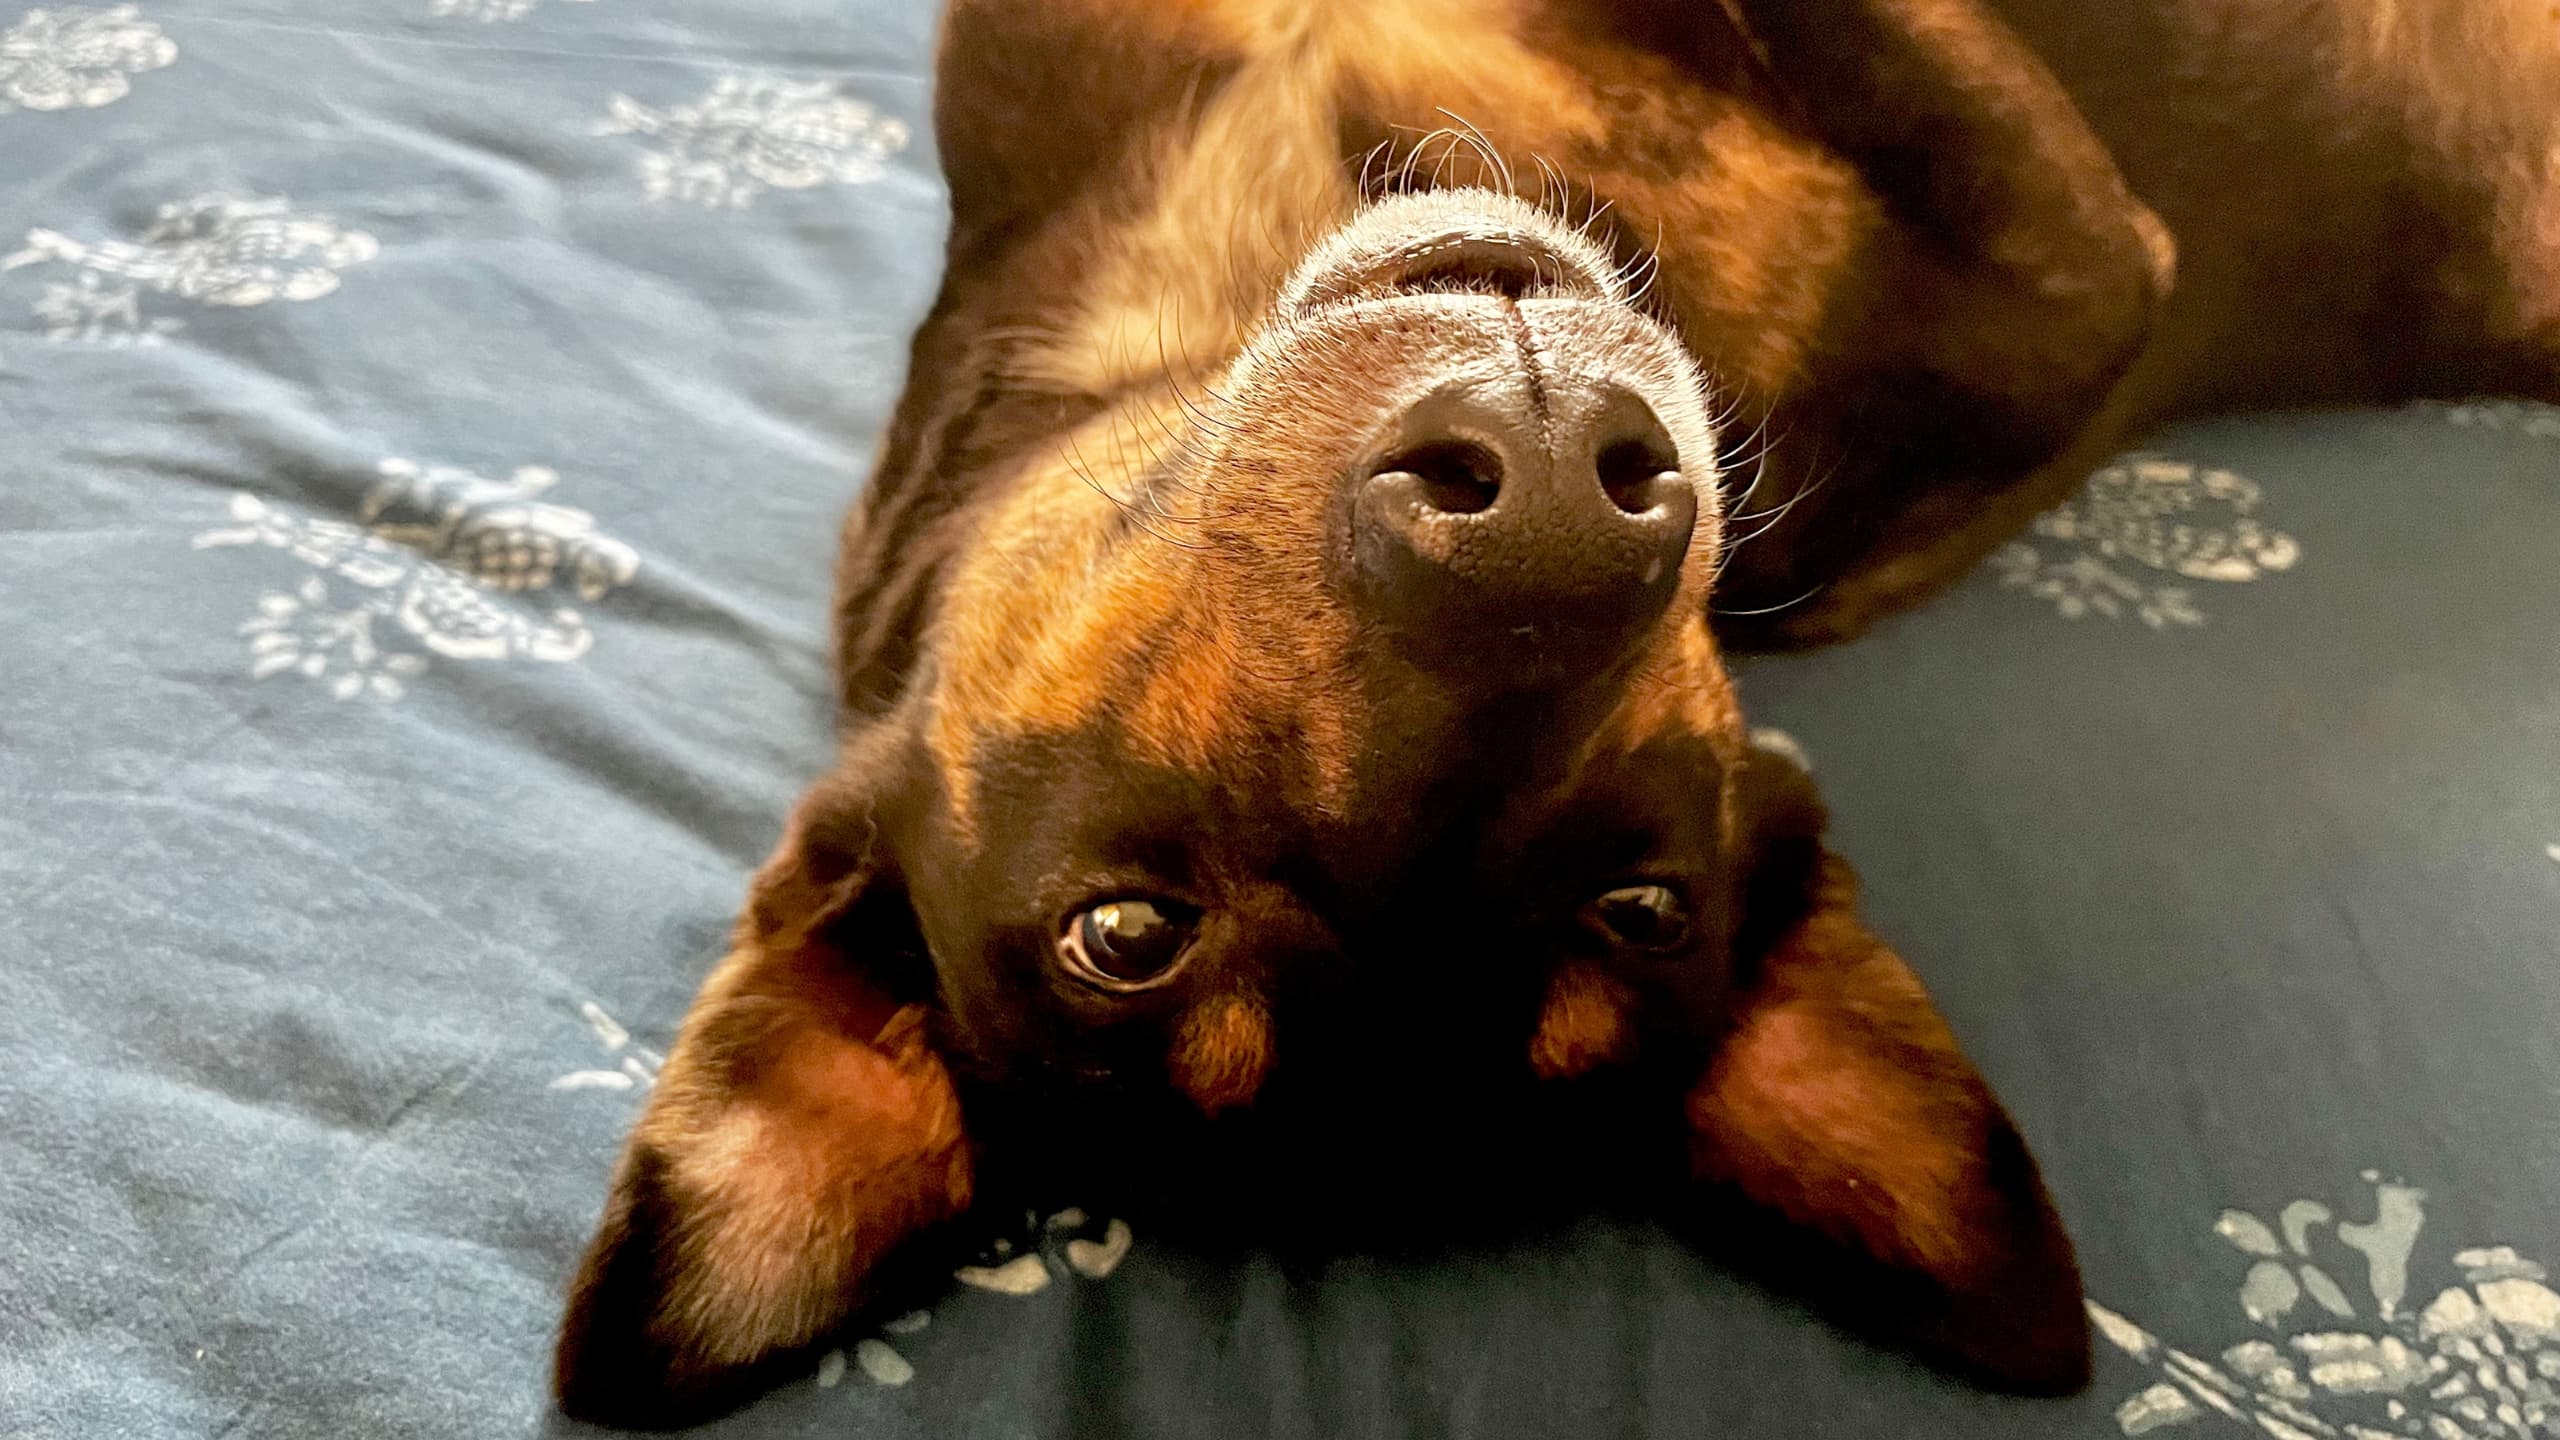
[596,73,909,207]
[0,5,175,114]
[551,1001,662,1092]
[818,1208,1136,1391]
[1749,727,1810,772]
[1993,456,2301,626]
[2094,1173,2560,1437]
[2442,401,2560,440]
[428,0,594,21]
[191,457,640,701]
[4,193,378,341]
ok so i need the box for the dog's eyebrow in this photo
[1084,822,1206,890]
[972,734,1247,885]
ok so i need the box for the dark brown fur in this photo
[556,0,2559,1425]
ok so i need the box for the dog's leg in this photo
[553,790,971,1428]
[1696,0,2176,645]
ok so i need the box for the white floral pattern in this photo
[2443,401,2560,440]
[596,73,909,207]
[191,457,640,701]
[818,1208,1135,1392]
[2095,1174,2560,1438]
[0,5,175,113]
[428,0,594,21]
[5,193,378,341]
[1995,456,2301,626]
[551,1001,662,1092]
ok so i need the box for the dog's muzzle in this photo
[1286,191,1707,682]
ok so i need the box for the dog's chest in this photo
[982,0,1872,407]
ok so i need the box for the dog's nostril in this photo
[1375,439,1502,515]
[1595,436,1682,517]
[1346,375,1694,689]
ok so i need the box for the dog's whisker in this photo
[1434,108,1516,196]
[1621,218,1667,306]
[1354,135,1397,199]
[1716,411,1797,512]
[1119,370,1257,529]
[1717,427,1776,497]
[1722,465,1823,534]
[1156,295,1242,439]
[1713,448,1838,580]
[1711,580,1830,618]
[1530,152,1566,214]
[1063,414,1212,552]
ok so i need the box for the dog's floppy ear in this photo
[1683,739,2091,1393]
[553,780,972,1428]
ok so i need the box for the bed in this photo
[5,2,2557,1436]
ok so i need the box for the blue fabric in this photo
[6,3,2559,1437]
[0,3,939,1434]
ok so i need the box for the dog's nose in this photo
[1350,371,1696,674]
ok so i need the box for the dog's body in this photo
[556,0,2560,1425]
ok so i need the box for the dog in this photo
[553,0,2560,1424]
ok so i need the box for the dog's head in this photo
[854,187,1751,1131]
[561,190,2076,1410]
[555,0,2143,1421]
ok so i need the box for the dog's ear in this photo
[1683,739,2092,1393]
[553,780,972,1428]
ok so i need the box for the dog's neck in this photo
[996,49,1353,405]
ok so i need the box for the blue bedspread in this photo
[5,3,2558,1437]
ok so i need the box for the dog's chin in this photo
[1280,186,1632,317]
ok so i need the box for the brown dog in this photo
[553,0,2560,1424]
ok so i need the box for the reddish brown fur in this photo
[1690,862,2000,1280]
[1685,854,2091,1386]
[1528,964,1638,1080]
[559,0,2559,1421]
[1168,995,1279,1115]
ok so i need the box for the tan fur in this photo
[1691,978,1977,1276]
[924,390,1368,836]
[1591,615,1745,763]
[637,1001,972,1366]
[1528,964,1638,1080]
[1168,994,1278,1114]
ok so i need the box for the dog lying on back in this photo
[555,0,2560,1423]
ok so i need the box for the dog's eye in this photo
[1586,884,1689,951]
[1059,899,1198,989]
